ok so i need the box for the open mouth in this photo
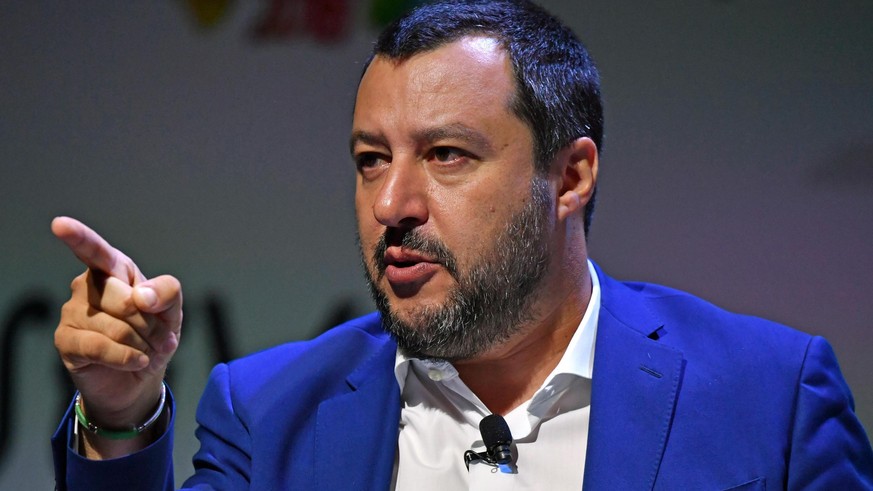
[391,260,419,268]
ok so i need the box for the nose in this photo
[372,157,428,229]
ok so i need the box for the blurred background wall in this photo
[1,1,871,487]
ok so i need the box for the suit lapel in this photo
[314,334,400,490]
[583,268,685,490]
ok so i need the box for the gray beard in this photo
[360,176,553,361]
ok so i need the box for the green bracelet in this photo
[74,381,168,440]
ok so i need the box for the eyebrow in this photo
[349,130,388,156]
[349,123,495,156]
[414,123,494,153]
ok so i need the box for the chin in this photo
[385,296,445,321]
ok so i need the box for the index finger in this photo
[51,216,145,283]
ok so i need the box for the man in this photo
[51,1,873,489]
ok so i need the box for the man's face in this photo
[351,37,555,360]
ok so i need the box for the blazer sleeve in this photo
[787,336,873,489]
[180,362,254,489]
[50,393,175,491]
[51,365,252,491]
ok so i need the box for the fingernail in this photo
[136,287,158,308]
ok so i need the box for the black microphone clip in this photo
[463,414,515,473]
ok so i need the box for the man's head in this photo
[351,0,600,360]
[369,0,603,234]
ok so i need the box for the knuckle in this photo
[69,272,87,291]
[53,326,67,351]
[62,293,95,325]
[60,358,78,372]
[55,329,93,370]
[58,301,85,332]
[59,299,75,317]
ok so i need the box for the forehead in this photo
[353,36,520,135]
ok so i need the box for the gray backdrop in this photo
[2,1,871,488]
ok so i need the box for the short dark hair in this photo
[366,0,603,235]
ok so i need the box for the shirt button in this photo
[428,369,443,381]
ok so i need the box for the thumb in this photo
[132,275,182,316]
[132,275,183,355]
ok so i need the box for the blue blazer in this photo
[53,265,873,490]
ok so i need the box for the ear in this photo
[555,137,598,221]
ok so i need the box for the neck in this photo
[453,265,592,415]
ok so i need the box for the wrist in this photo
[75,382,171,460]
[75,381,167,440]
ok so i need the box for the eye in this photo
[430,146,467,165]
[355,152,385,170]
[354,152,390,179]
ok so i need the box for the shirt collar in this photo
[552,259,600,380]
[394,260,601,393]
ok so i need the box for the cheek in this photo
[429,192,504,257]
[354,196,379,250]
[355,187,376,225]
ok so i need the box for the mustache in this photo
[372,228,459,280]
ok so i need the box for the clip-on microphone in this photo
[464,414,514,473]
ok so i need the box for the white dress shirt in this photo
[393,261,601,490]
